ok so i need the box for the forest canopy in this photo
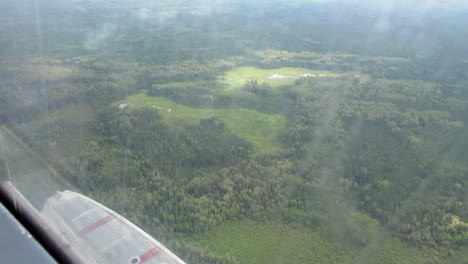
[0,0,467,263]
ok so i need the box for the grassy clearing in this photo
[116,92,285,154]
[222,66,342,91]
[186,220,353,264]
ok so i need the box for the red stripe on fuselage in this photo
[80,214,113,234]
[139,247,162,263]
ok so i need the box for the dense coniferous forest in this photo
[1,0,468,263]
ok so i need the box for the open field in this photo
[221,66,343,91]
[116,92,286,154]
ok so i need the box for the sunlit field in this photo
[117,92,286,154]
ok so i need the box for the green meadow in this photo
[116,92,286,154]
[222,66,342,91]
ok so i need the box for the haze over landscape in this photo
[1,0,467,263]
